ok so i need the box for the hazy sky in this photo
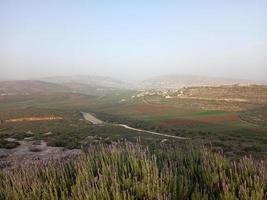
[0,0,266,81]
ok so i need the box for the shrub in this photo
[0,142,266,199]
[0,139,20,149]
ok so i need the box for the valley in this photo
[0,78,266,161]
[1,1,266,198]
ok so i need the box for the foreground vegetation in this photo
[0,142,266,200]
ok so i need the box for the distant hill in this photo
[2,75,265,95]
[174,85,267,104]
[141,75,266,89]
[0,80,122,97]
[0,80,69,95]
[41,75,131,89]
[60,82,123,96]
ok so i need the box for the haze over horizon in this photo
[1,1,267,81]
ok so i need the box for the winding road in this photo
[81,112,190,140]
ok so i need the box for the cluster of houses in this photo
[130,88,187,100]
[118,88,190,103]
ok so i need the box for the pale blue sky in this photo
[0,1,266,81]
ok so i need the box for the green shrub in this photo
[0,142,266,199]
[0,139,20,149]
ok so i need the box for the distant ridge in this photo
[41,75,130,89]
[1,75,265,92]
[141,74,266,89]
[0,80,69,95]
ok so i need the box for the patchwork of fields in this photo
[0,83,266,159]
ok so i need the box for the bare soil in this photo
[5,116,63,123]
[0,139,81,170]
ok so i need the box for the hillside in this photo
[0,79,134,99]
[175,85,267,104]
[141,74,265,89]
[41,75,131,89]
[0,80,69,95]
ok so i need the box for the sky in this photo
[0,0,266,81]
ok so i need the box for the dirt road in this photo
[81,112,104,125]
[116,124,190,140]
[82,112,190,140]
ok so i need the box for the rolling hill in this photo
[174,84,267,104]
[0,80,70,95]
[41,75,131,89]
[141,74,266,89]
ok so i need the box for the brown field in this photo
[133,104,175,114]
[161,114,241,128]
[5,116,63,123]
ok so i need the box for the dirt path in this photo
[116,124,190,140]
[82,112,190,140]
[81,112,104,124]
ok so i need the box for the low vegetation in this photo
[0,142,266,200]
[0,139,20,149]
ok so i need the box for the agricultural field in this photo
[0,82,267,160]
[86,85,267,158]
